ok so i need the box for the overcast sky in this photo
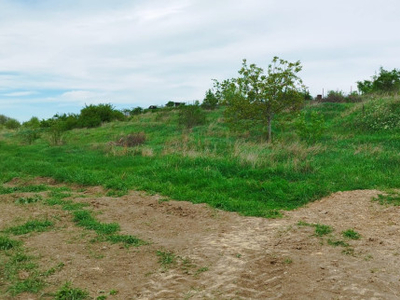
[1,0,399,122]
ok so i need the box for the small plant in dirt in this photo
[157,250,177,269]
[297,221,333,237]
[342,229,361,240]
[327,239,350,247]
[54,282,89,300]
[314,224,333,237]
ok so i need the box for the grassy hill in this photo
[1,96,400,217]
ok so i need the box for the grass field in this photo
[1,96,400,218]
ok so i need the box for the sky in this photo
[0,0,399,122]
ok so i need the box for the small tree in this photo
[215,57,305,142]
[201,89,218,110]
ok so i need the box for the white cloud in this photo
[0,0,399,120]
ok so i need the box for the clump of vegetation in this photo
[319,90,362,103]
[116,132,146,147]
[374,191,400,206]
[54,282,89,300]
[15,194,42,204]
[6,219,54,235]
[178,104,207,129]
[358,67,400,94]
[342,229,361,240]
[157,250,177,269]
[0,235,21,250]
[294,111,325,143]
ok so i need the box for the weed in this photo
[106,234,146,248]
[42,262,65,277]
[327,239,350,247]
[14,194,42,204]
[342,247,355,256]
[314,224,333,237]
[342,229,361,240]
[6,220,54,235]
[194,266,209,276]
[297,221,333,237]
[374,192,400,206]
[157,250,177,269]
[54,282,89,299]
[283,258,293,264]
[109,289,118,295]
[0,235,21,250]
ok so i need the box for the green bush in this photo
[178,105,207,128]
[18,129,42,145]
[78,104,125,128]
[4,118,21,129]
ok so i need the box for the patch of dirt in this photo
[1,178,400,299]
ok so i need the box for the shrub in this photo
[18,129,42,145]
[78,104,125,128]
[201,89,219,110]
[178,105,207,129]
[23,116,41,129]
[4,118,21,129]
[116,132,146,147]
[130,107,143,116]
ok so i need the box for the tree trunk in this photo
[267,114,272,143]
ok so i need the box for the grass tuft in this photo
[54,282,89,300]
[6,220,54,235]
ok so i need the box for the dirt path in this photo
[1,179,400,299]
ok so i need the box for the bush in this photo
[116,132,146,147]
[201,89,218,110]
[130,107,143,116]
[18,129,42,145]
[78,104,125,128]
[177,105,207,129]
[23,116,41,129]
[4,118,21,129]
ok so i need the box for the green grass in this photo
[314,224,333,237]
[5,220,54,235]
[342,229,361,240]
[156,250,177,269]
[72,210,120,235]
[1,97,400,217]
[54,282,89,300]
[14,194,43,204]
[0,235,21,250]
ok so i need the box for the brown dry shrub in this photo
[116,132,146,147]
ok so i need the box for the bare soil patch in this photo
[1,179,400,299]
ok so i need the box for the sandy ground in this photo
[1,178,400,299]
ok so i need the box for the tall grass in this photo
[1,99,400,217]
